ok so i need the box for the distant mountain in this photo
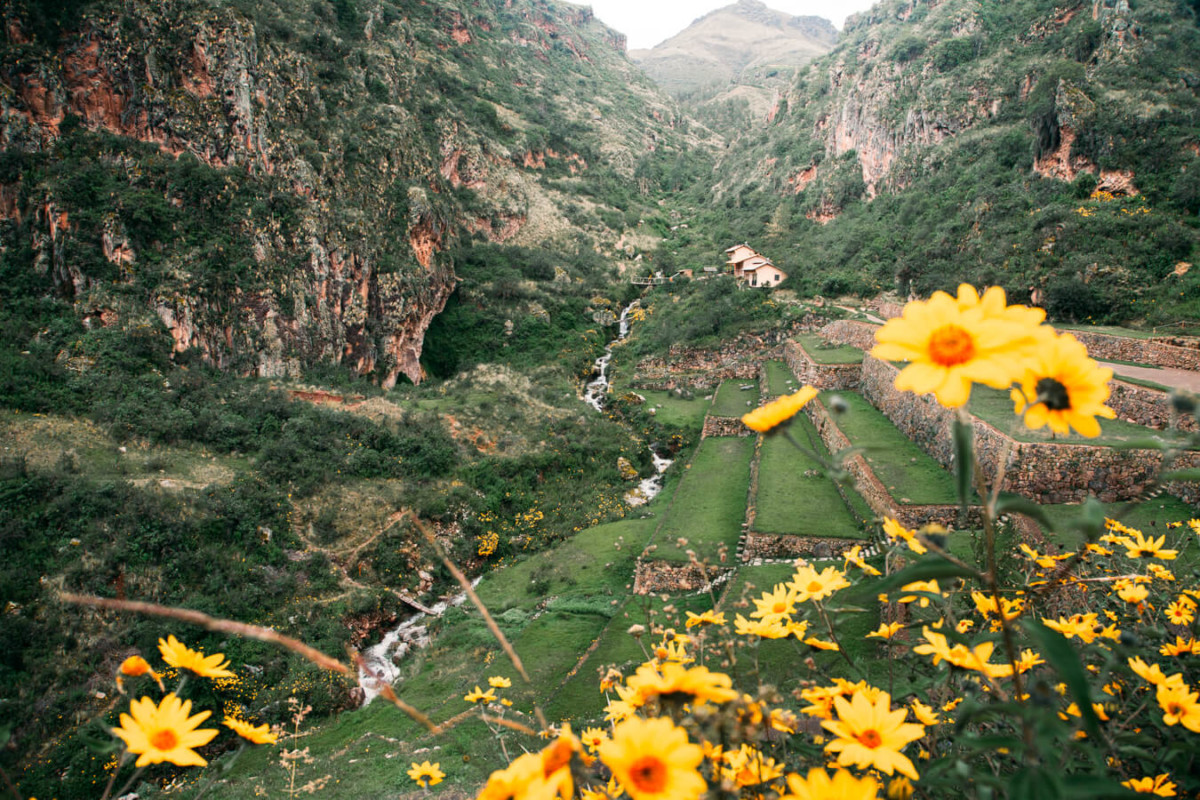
[630,0,838,102]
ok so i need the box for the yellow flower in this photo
[897,580,943,608]
[882,518,926,555]
[1128,656,1178,687]
[804,637,840,651]
[1123,774,1178,796]
[751,584,799,621]
[843,545,881,575]
[1116,581,1149,605]
[733,614,790,639]
[157,635,234,679]
[626,663,738,706]
[111,693,218,767]
[464,685,497,704]
[1160,637,1200,656]
[407,760,444,788]
[478,753,552,800]
[223,715,277,745]
[116,655,164,693]
[872,284,1036,407]
[742,386,818,433]
[821,690,925,779]
[779,767,879,800]
[580,726,608,752]
[1123,530,1178,560]
[1010,332,1114,437]
[684,609,725,628]
[865,622,904,640]
[1156,683,1200,732]
[909,699,940,726]
[1165,600,1195,626]
[789,565,851,603]
[598,717,706,800]
[488,676,513,688]
[886,775,915,800]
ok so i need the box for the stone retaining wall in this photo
[702,416,752,438]
[632,560,731,595]
[783,341,861,390]
[819,320,880,351]
[1072,331,1200,371]
[859,356,1200,506]
[1108,380,1198,433]
[634,342,780,391]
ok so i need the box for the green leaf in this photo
[953,416,973,509]
[860,555,978,598]
[1009,767,1063,800]
[1160,468,1200,482]
[995,494,1056,531]
[1076,497,1106,542]
[1024,619,1102,740]
[1060,775,1142,798]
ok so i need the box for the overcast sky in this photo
[583,0,880,50]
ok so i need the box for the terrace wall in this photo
[702,417,753,438]
[783,341,861,390]
[819,320,879,351]
[859,356,1200,506]
[1072,331,1200,371]
[1108,380,1198,433]
[633,342,776,390]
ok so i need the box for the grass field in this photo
[822,392,962,505]
[1057,323,1156,340]
[967,386,1176,446]
[754,414,870,538]
[766,360,800,397]
[627,388,710,431]
[796,334,864,364]
[711,379,760,417]
[653,436,755,562]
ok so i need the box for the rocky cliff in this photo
[0,0,692,385]
[694,0,1199,322]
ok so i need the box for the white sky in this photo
[583,1,880,50]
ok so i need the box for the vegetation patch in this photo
[710,379,761,418]
[796,333,865,364]
[653,436,755,563]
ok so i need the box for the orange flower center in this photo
[1167,702,1183,716]
[928,325,976,366]
[807,581,824,594]
[150,729,179,751]
[629,756,668,793]
[773,601,788,613]
[855,728,883,748]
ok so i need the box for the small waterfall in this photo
[582,301,637,413]
[357,579,479,704]
[625,447,673,507]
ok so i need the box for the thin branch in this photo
[351,653,438,733]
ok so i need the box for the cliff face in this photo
[0,0,687,385]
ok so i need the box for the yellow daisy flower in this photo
[407,760,444,788]
[872,284,1036,408]
[865,622,903,640]
[157,635,234,680]
[598,717,706,800]
[116,654,164,693]
[684,609,725,628]
[1010,332,1115,437]
[223,715,278,745]
[779,767,878,800]
[488,676,513,688]
[1122,773,1178,796]
[820,689,925,779]
[464,685,497,704]
[789,565,851,603]
[741,386,818,433]
[111,693,218,767]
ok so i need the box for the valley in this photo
[2,0,1200,796]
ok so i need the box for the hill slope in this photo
[630,0,837,114]
[675,0,1200,325]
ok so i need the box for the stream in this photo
[582,300,673,506]
[357,301,671,701]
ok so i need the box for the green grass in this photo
[967,386,1176,446]
[1112,374,1172,392]
[766,360,800,397]
[796,334,864,364]
[544,593,714,721]
[654,436,755,562]
[1057,324,1156,340]
[1040,495,1200,556]
[626,388,710,431]
[754,415,869,538]
[822,392,962,505]
[710,379,760,417]
[475,516,658,613]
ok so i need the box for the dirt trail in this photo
[1101,361,1200,393]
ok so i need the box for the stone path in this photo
[1101,361,1200,393]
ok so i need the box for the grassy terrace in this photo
[766,359,800,397]
[795,333,864,364]
[821,391,961,505]
[653,435,755,562]
[710,379,760,417]
[1056,324,1156,340]
[626,387,710,431]
[754,414,871,538]
[966,386,1176,446]
[1041,495,1200,554]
